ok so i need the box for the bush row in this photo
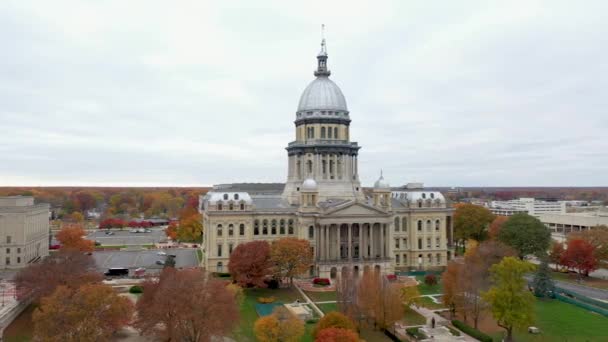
[405,327,427,340]
[313,278,330,286]
[452,320,493,342]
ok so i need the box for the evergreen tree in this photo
[532,257,555,299]
[164,255,176,268]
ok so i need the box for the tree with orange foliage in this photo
[15,250,102,303]
[56,224,94,252]
[254,306,304,342]
[488,216,508,239]
[357,270,403,331]
[176,213,203,242]
[315,328,359,342]
[229,241,273,287]
[561,239,598,279]
[271,238,313,286]
[165,221,178,240]
[313,311,357,339]
[32,284,133,342]
[442,260,462,319]
[135,268,238,341]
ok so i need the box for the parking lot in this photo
[87,228,167,246]
[92,248,199,273]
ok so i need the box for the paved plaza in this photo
[92,248,199,273]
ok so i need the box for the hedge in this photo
[129,285,143,294]
[406,327,427,340]
[452,320,493,342]
[555,293,608,317]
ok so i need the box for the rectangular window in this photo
[17,257,21,263]
[395,239,400,248]
[436,238,440,248]
[403,238,408,248]
[6,236,11,244]
[239,225,245,236]
[418,239,422,250]
[217,245,222,257]
[229,244,233,255]
[427,238,431,248]
[5,257,9,265]
[396,254,400,264]
[17,248,21,253]
[5,248,9,254]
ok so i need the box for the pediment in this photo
[323,201,388,217]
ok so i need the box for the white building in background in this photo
[0,196,49,269]
[490,197,566,217]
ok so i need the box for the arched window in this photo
[310,127,314,138]
[217,224,223,237]
[308,226,314,239]
[321,126,326,138]
[417,220,422,231]
[334,127,338,139]
[239,224,245,236]
[271,219,277,234]
[402,217,408,232]
[422,193,426,199]
[426,220,431,231]
[288,219,294,234]
[262,220,268,235]
[217,203,222,210]
[394,217,400,232]
[229,203,234,210]
[328,127,332,138]
[223,193,229,200]
[280,219,285,234]
[430,193,435,199]
[435,219,440,231]
[254,220,259,235]
[240,203,245,210]
[418,200,422,208]
[228,224,234,236]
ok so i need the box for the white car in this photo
[157,251,167,256]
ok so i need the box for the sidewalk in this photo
[409,305,479,342]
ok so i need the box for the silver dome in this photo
[297,77,348,112]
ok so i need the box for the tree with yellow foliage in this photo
[254,307,304,342]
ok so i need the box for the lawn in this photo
[403,306,427,326]
[317,302,338,313]
[480,299,608,342]
[416,275,442,295]
[234,287,312,342]
[418,296,445,310]
[304,290,337,302]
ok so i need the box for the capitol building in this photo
[200,39,454,279]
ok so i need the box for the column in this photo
[358,224,363,259]
[379,224,384,258]
[325,225,330,260]
[315,226,320,260]
[369,224,374,258]
[337,224,341,259]
[348,224,352,260]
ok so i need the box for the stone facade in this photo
[0,196,49,269]
[200,40,453,279]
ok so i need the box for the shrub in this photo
[213,272,232,278]
[424,274,438,286]
[257,296,276,303]
[313,277,330,286]
[447,325,461,336]
[265,278,279,289]
[129,285,143,294]
[313,311,356,338]
[406,327,427,340]
[452,320,493,342]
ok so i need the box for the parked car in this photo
[168,254,177,258]
[156,260,165,265]
[130,229,137,233]
[157,251,167,256]
[94,241,101,246]
[105,231,115,236]
[104,268,129,277]
[144,229,152,233]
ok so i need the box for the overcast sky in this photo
[1,1,607,187]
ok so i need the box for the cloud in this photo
[1,0,607,187]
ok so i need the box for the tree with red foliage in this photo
[561,239,598,279]
[229,241,273,287]
[135,268,238,341]
[315,327,359,342]
[488,216,508,240]
[165,221,178,240]
[549,241,565,271]
[15,250,102,303]
[424,274,438,286]
[56,224,94,252]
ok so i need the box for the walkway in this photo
[293,282,325,317]
[408,305,478,342]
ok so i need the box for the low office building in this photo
[0,196,50,269]
[539,212,608,234]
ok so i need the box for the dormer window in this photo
[223,193,228,200]
[234,194,239,200]
[422,193,426,199]
[430,193,435,199]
